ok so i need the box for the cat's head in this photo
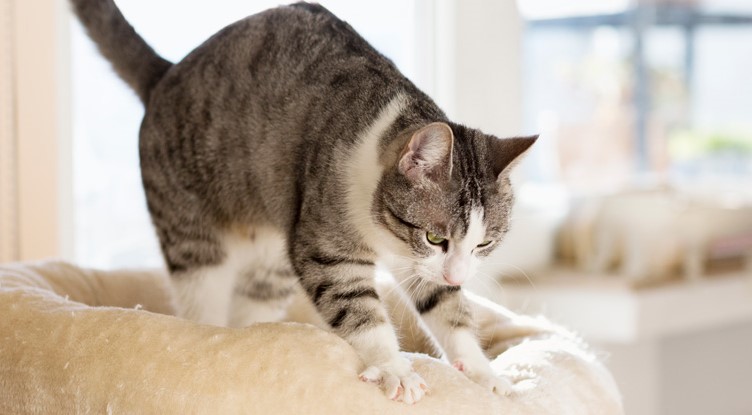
[374,122,536,286]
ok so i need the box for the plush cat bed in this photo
[0,261,622,414]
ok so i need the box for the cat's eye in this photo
[426,231,446,245]
[477,240,494,248]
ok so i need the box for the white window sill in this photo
[484,267,752,343]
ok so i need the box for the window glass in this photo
[519,0,752,193]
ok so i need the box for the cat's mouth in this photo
[411,265,458,287]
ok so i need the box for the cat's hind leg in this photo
[164,230,244,327]
[143,155,244,327]
[228,226,299,327]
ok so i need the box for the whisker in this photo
[470,274,508,342]
[480,260,537,291]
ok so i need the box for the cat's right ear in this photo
[489,135,538,178]
[398,122,454,183]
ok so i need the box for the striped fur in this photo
[72,0,536,403]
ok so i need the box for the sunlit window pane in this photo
[520,0,752,192]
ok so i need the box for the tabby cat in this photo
[71,0,536,403]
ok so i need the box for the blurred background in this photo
[1,0,751,413]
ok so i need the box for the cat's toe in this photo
[480,373,514,396]
[454,359,513,397]
[359,365,428,404]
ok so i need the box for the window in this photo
[519,0,752,192]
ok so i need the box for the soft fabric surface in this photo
[0,261,623,414]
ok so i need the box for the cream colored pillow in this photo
[0,261,622,414]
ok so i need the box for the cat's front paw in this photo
[359,363,429,404]
[453,360,513,396]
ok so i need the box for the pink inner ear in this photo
[398,122,453,182]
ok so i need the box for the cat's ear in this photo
[398,122,454,183]
[489,135,538,177]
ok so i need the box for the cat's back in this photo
[139,3,420,229]
[142,2,415,166]
[152,3,405,111]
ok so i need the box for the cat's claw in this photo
[359,365,429,404]
[453,359,513,397]
[474,372,514,396]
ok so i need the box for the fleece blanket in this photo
[0,261,622,414]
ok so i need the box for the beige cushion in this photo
[0,261,622,414]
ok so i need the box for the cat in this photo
[71,0,536,404]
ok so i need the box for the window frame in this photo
[10,0,73,261]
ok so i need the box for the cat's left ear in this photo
[398,122,454,183]
[489,135,538,177]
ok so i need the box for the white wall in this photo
[661,322,752,415]
[600,322,752,415]
[432,0,524,136]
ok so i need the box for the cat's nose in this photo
[443,274,464,286]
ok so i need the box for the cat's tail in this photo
[70,0,172,104]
